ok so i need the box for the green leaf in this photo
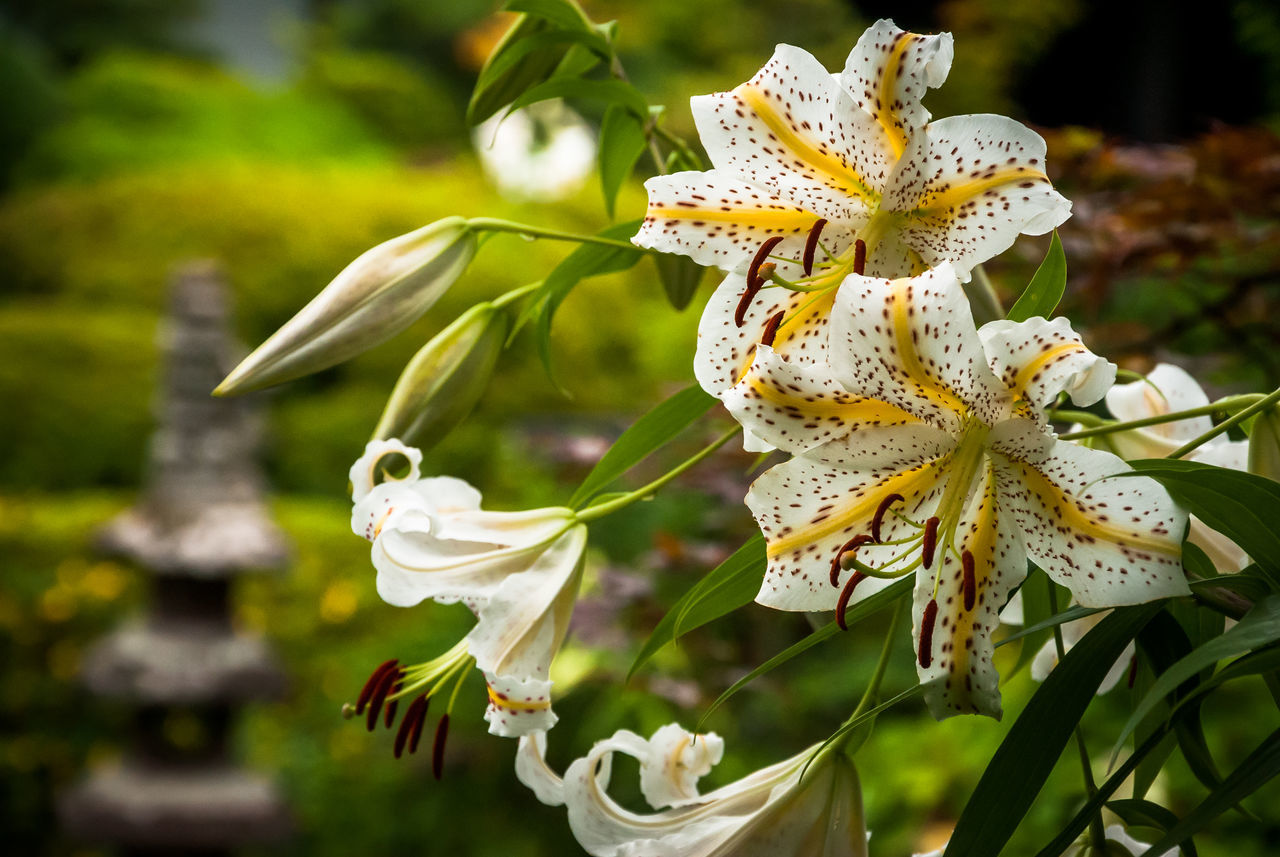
[1004,566,1054,678]
[571,384,717,509]
[944,602,1163,857]
[527,220,644,390]
[1112,594,1280,762]
[503,0,590,30]
[1106,799,1199,857]
[1006,231,1066,322]
[996,604,1104,648]
[509,77,649,120]
[696,577,914,731]
[1124,459,1280,579]
[627,533,766,680]
[653,253,705,310]
[468,15,571,125]
[1182,540,1217,579]
[1140,727,1280,857]
[473,29,608,98]
[598,103,648,217]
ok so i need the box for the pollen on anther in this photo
[748,235,784,290]
[852,239,867,276]
[760,310,785,347]
[432,714,451,780]
[921,517,939,569]
[919,599,938,668]
[836,572,868,630]
[871,493,904,543]
[802,218,828,276]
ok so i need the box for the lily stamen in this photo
[921,517,940,569]
[918,599,938,668]
[433,714,451,780]
[356,658,399,714]
[366,666,403,732]
[802,218,829,276]
[835,571,868,630]
[760,310,785,347]
[748,236,784,288]
[394,695,430,759]
[852,238,867,276]
[871,493,904,543]
[830,534,874,586]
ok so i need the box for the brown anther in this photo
[759,310,785,347]
[835,572,868,631]
[408,697,430,754]
[852,239,867,276]
[961,550,976,611]
[734,281,762,328]
[918,599,938,668]
[394,695,430,759]
[356,658,398,714]
[748,236,784,289]
[802,218,828,276]
[870,493,904,543]
[383,680,403,729]
[921,517,940,569]
[830,534,874,587]
[366,667,401,732]
[432,714,451,780]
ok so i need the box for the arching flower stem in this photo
[575,425,741,523]
[1167,386,1280,459]
[467,217,654,252]
[1057,393,1267,441]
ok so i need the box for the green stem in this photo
[848,598,904,724]
[1057,394,1265,441]
[467,217,645,252]
[1167,386,1280,459]
[1047,582,1106,854]
[575,426,739,523]
[490,281,541,310]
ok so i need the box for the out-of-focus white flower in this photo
[516,724,867,857]
[1063,824,1180,856]
[1030,609,1136,695]
[474,99,596,202]
[350,439,586,738]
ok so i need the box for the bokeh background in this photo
[3,0,1280,855]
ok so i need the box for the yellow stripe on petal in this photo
[910,167,1050,216]
[767,456,948,558]
[487,685,552,713]
[745,373,918,421]
[1009,461,1182,557]
[1011,341,1087,399]
[646,203,821,232]
[876,33,920,158]
[736,84,880,205]
[889,278,970,417]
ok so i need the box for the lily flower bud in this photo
[370,301,509,451]
[1248,405,1280,483]
[215,216,476,395]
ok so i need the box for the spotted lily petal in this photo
[749,427,954,611]
[840,19,954,159]
[1103,363,1215,458]
[883,114,1071,281]
[988,419,1190,606]
[639,724,726,810]
[518,724,868,857]
[692,44,892,223]
[722,344,921,455]
[914,461,1027,719]
[827,264,1011,430]
[979,316,1116,415]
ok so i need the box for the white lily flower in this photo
[1063,824,1180,856]
[1091,363,1250,572]
[632,19,1070,412]
[1030,609,1136,695]
[516,724,867,857]
[474,99,596,202]
[723,264,1188,718]
[349,439,586,738]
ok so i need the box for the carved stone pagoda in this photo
[60,261,292,854]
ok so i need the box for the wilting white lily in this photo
[724,264,1188,718]
[1090,363,1250,572]
[516,724,867,857]
[632,19,1070,410]
[349,439,586,738]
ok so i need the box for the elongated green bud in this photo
[215,216,476,396]
[1248,405,1280,482]
[370,301,509,450]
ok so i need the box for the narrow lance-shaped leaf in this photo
[508,77,650,121]
[503,0,592,30]
[1111,594,1280,762]
[1106,799,1200,857]
[696,577,914,731]
[1123,459,1280,579]
[571,384,716,508]
[944,602,1164,857]
[468,14,571,125]
[1140,728,1280,857]
[627,534,766,681]
[1006,230,1066,322]
[598,103,649,218]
